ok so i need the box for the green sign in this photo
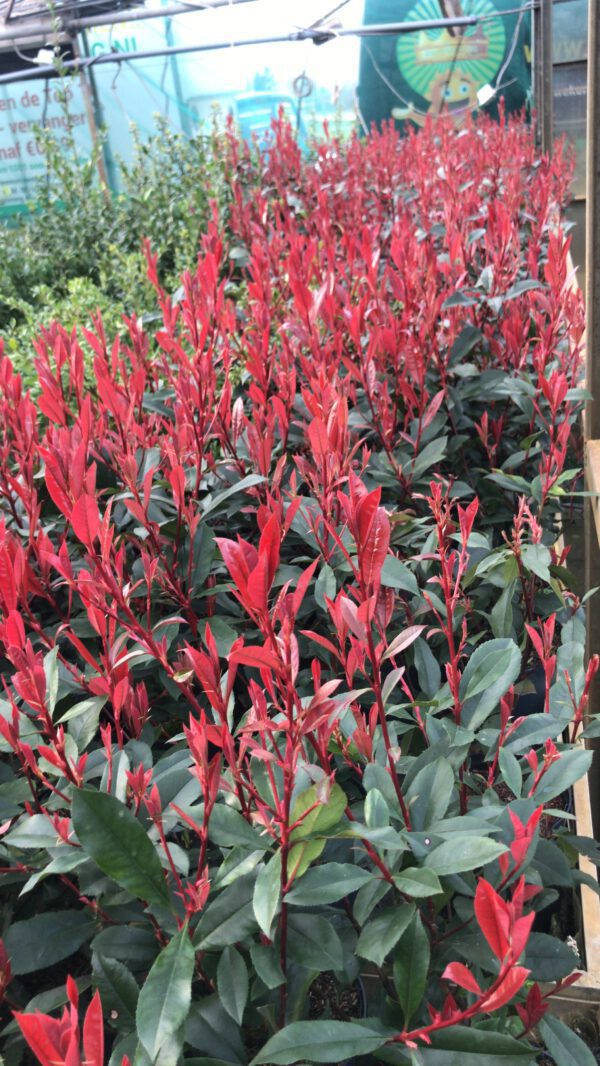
[0,79,92,216]
[358,0,532,130]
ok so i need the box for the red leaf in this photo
[301,630,340,660]
[258,514,281,589]
[356,487,382,547]
[216,537,257,598]
[361,507,390,590]
[442,962,482,995]
[384,624,426,661]
[474,879,510,961]
[70,494,100,547]
[83,989,104,1066]
[228,644,281,672]
[44,466,72,518]
[2,610,25,648]
[291,557,319,616]
[483,966,530,1012]
[13,1013,62,1066]
[340,596,367,641]
[307,417,329,459]
[0,548,17,612]
[511,911,536,960]
[422,388,445,429]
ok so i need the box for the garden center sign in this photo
[357,0,532,129]
[0,79,92,214]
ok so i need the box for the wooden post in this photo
[586,0,600,422]
[585,0,600,834]
[534,0,553,151]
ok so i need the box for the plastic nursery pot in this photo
[513,664,546,718]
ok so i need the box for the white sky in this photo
[132,0,366,91]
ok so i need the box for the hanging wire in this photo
[362,39,430,119]
[493,3,527,92]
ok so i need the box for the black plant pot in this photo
[513,664,547,718]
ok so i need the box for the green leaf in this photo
[285,862,372,906]
[524,932,580,980]
[380,556,419,595]
[538,1013,597,1066]
[490,581,516,639]
[251,1020,390,1064]
[286,836,325,880]
[411,437,448,479]
[57,695,107,726]
[250,942,285,988]
[207,803,267,850]
[460,638,521,730]
[531,747,593,804]
[92,926,158,970]
[290,782,346,839]
[194,874,257,950]
[393,911,430,1025]
[424,836,508,876]
[393,867,442,897]
[185,996,245,1062]
[315,564,336,610]
[203,474,265,517]
[44,646,60,717]
[287,913,344,971]
[136,927,195,1061]
[20,849,88,895]
[406,759,454,831]
[253,851,281,937]
[5,812,69,849]
[388,1024,537,1064]
[205,617,238,657]
[72,788,170,909]
[498,747,522,798]
[503,277,543,299]
[217,946,248,1025]
[356,904,415,967]
[443,290,477,309]
[450,324,482,361]
[5,910,95,975]
[67,697,106,752]
[365,788,390,828]
[353,878,391,926]
[187,523,215,591]
[522,543,552,582]
[93,953,139,1030]
[413,637,441,698]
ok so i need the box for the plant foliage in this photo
[0,113,597,1065]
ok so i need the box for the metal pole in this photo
[70,32,109,189]
[533,0,542,145]
[540,0,553,154]
[164,15,192,137]
[0,0,261,41]
[78,28,120,191]
[0,7,483,44]
[0,16,488,86]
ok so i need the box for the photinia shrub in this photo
[0,113,598,1066]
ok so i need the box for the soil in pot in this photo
[308,972,364,1021]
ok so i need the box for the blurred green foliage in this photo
[0,83,232,386]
